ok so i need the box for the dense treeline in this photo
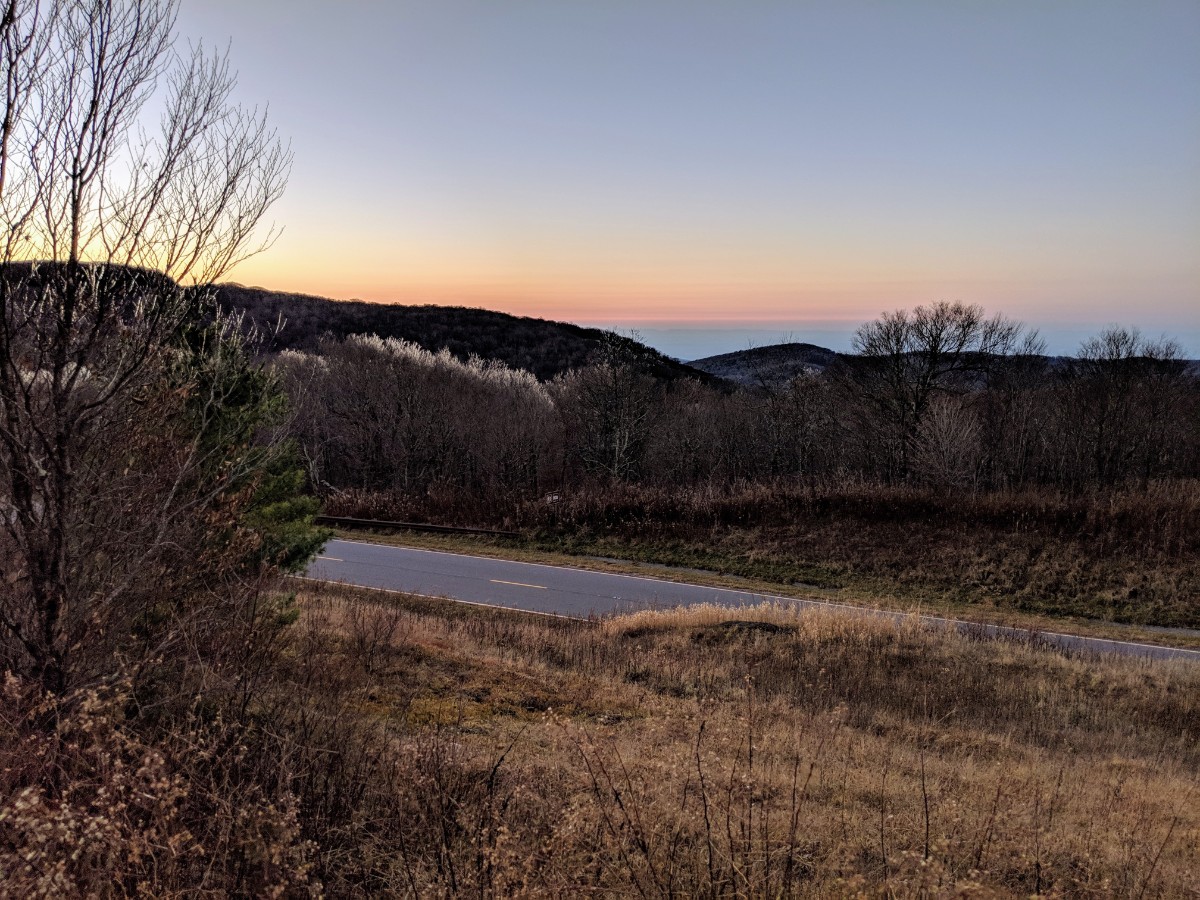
[277,335,560,497]
[280,302,1200,510]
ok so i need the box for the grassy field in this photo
[287,581,1200,896]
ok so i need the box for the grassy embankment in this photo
[325,480,1200,644]
[287,580,1200,895]
[328,527,1200,651]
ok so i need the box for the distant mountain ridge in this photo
[215,284,1199,386]
[688,342,840,388]
[216,284,717,383]
[689,341,1200,389]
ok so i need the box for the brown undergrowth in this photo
[278,583,1200,896]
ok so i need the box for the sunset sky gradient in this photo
[178,1,1199,356]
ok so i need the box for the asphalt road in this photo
[304,538,1200,663]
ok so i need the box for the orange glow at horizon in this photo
[224,245,1199,330]
[222,186,1199,330]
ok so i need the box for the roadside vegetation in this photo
[165,581,1200,894]
[305,585,1192,896]
[11,571,1197,894]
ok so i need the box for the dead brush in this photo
[342,594,412,675]
[279,584,1200,895]
[334,477,1200,628]
[0,677,316,898]
[551,682,845,899]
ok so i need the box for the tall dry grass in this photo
[9,579,1189,895]
[277,584,1200,896]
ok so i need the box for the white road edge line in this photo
[290,575,587,623]
[321,539,1200,660]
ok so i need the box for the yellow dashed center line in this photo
[490,579,547,590]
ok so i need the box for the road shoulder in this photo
[327,528,1200,652]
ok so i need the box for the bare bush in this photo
[343,594,409,675]
[911,395,984,490]
[0,678,315,897]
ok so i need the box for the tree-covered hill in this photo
[216,283,718,382]
[688,342,841,387]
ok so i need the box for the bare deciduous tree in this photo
[911,395,983,490]
[1055,327,1191,487]
[847,301,1040,480]
[555,347,658,482]
[0,0,292,694]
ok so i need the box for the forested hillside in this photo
[217,283,714,382]
[689,341,840,386]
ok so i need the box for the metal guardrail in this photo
[315,515,519,539]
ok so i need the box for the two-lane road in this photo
[304,538,1200,663]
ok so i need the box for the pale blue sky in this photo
[178,1,1200,355]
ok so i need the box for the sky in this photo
[176,1,1200,358]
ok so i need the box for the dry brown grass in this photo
[286,583,1200,896]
